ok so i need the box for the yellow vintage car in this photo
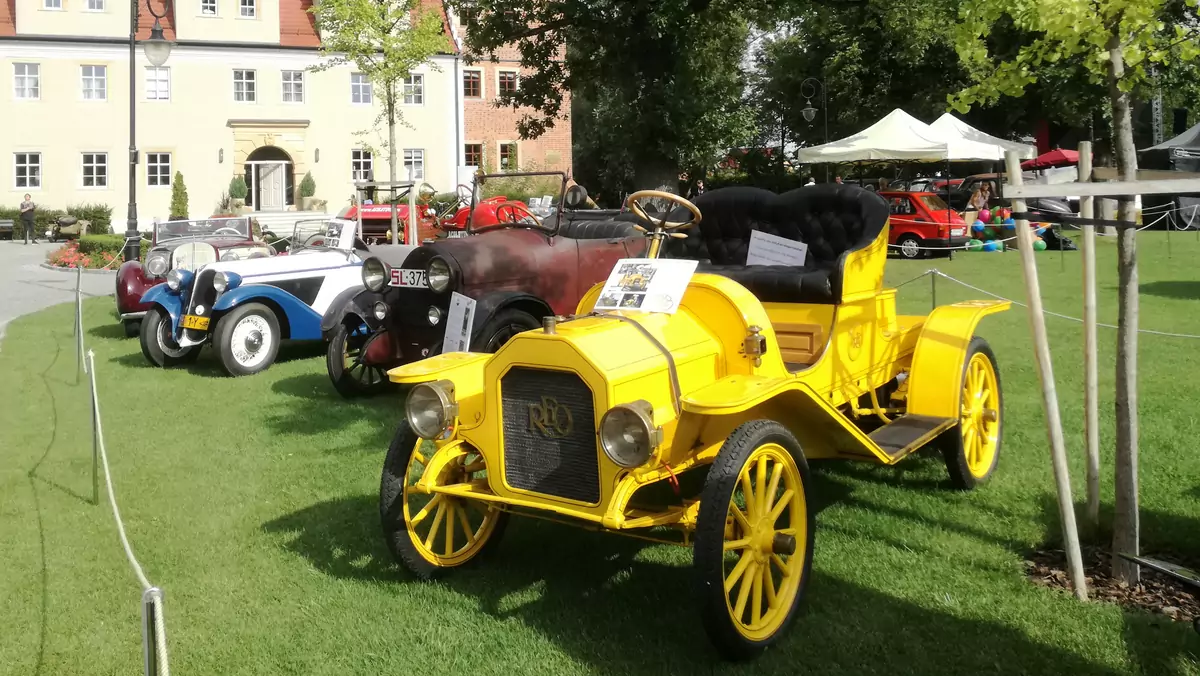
[378,185,1010,660]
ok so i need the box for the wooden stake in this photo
[1005,151,1088,600]
[1079,141,1100,535]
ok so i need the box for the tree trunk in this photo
[387,86,400,246]
[1106,29,1141,585]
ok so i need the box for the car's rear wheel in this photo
[896,234,925,259]
[939,336,1003,490]
[139,307,201,368]
[379,421,508,579]
[214,302,280,377]
[327,321,392,398]
[694,420,814,661]
[470,308,541,353]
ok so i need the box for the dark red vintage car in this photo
[878,190,969,259]
[319,174,644,397]
[115,217,275,337]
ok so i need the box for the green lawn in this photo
[2,232,1199,675]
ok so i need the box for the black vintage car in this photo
[318,174,647,398]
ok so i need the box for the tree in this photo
[311,0,446,244]
[451,0,757,197]
[169,171,189,220]
[952,0,1200,584]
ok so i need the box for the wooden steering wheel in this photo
[625,190,702,257]
[495,202,544,228]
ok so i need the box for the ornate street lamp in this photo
[124,0,174,262]
[800,77,829,181]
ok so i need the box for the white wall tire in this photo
[214,303,281,377]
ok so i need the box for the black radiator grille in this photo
[501,368,600,504]
[182,268,218,342]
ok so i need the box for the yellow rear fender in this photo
[905,300,1012,419]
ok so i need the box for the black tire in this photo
[213,302,281,377]
[896,234,925,259]
[123,319,141,338]
[138,307,201,368]
[379,421,509,579]
[469,307,542,353]
[326,321,393,399]
[694,420,815,661]
[938,336,1003,490]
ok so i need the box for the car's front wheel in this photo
[326,321,393,398]
[214,302,281,377]
[896,234,925,259]
[139,307,201,368]
[470,308,541,353]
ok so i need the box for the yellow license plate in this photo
[181,315,210,331]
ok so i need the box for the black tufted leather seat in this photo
[558,216,642,240]
[662,185,888,304]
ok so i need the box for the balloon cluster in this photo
[967,206,1050,252]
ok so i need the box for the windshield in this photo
[291,218,354,253]
[919,194,951,212]
[156,217,251,243]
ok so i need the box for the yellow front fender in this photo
[905,300,1011,419]
[388,352,491,428]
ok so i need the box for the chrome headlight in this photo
[166,268,193,292]
[599,400,661,468]
[427,257,452,293]
[427,305,442,325]
[213,271,241,293]
[406,380,458,439]
[363,257,389,292]
[373,301,389,321]
[145,253,169,277]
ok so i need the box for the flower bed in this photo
[45,240,148,270]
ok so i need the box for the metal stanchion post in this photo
[1167,216,1172,258]
[141,587,165,676]
[930,271,937,310]
[75,266,84,374]
[91,371,100,505]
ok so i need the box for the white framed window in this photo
[14,153,41,189]
[403,149,424,180]
[43,0,61,9]
[146,152,171,186]
[351,149,373,181]
[350,73,372,104]
[233,69,256,102]
[401,74,423,105]
[200,0,216,14]
[87,0,105,10]
[145,66,170,100]
[82,153,108,188]
[82,65,107,101]
[282,70,304,103]
[239,0,255,17]
[14,63,40,100]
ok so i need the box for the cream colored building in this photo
[0,0,463,230]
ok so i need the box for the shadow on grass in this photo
[87,322,129,341]
[264,494,1146,675]
[262,372,399,448]
[1139,281,1200,300]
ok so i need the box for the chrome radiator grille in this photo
[500,368,600,504]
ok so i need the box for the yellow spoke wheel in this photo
[694,420,814,661]
[940,336,1003,490]
[379,421,508,579]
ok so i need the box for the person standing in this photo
[19,193,37,245]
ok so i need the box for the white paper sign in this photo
[592,258,699,314]
[442,292,477,353]
[746,230,808,267]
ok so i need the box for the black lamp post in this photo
[124,0,174,262]
[800,77,830,181]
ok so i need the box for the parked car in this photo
[319,173,645,397]
[116,216,273,337]
[378,184,1010,660]
[138,217,399,376]
[878,190,969,259]
[338,201,441,245]
[944,173,1075,216]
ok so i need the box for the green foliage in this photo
[169,171,189,219]
[213,192,235,215]
[0,202,112,237]
[229,176,249,200]
[299,171,316,198]
[78,234,150,259]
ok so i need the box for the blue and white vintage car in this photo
[138,218,414,376]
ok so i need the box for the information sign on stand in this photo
[746,230,809,266]
[592,258,698,314]
[441,292,477,353]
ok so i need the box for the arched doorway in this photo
[244,146,295,211]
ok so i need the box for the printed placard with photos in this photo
[593,258,699,315]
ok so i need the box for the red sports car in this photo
[878,190,969,259]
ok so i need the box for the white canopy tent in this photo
[794,108,1004,163]
[930,113,1037,160]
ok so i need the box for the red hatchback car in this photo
[878,190,969,259]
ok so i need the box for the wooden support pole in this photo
[1079,142,1100,535]
[1004,151,1088,600]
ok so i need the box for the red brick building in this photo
[446,10,573,174]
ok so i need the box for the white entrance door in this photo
[257,163,285,211]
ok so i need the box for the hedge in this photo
[77,234,150,260]
[0,202,114,238]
